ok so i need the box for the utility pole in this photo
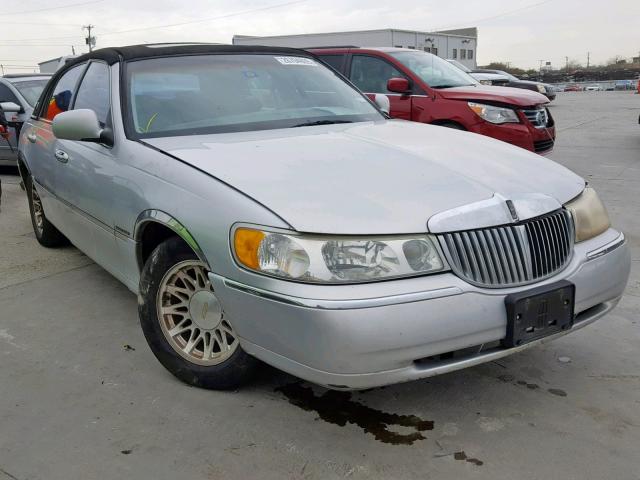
[539,59,544,74]
[71,45,76,55]
[83,25,96,52]
[587,52,590,69]
[565,56,569,70]
[0,64,4,76]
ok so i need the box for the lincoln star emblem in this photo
[506,200,519,221]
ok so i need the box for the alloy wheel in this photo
[31,184,44,235]
[157,260,238,366]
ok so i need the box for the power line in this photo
[98,0,309,38]
[0,0,103,17]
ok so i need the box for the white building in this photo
[233,28,478,68]
[38,56,77,73]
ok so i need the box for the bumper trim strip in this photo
[216,275,462,310]
[586,233,625,260]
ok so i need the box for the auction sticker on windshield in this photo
[274,56,318,66]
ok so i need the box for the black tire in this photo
[438,122,466,130]
[25,174,69,248]
[138,236,258,390]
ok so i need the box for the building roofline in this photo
[233,27,477,41]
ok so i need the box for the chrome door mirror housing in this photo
[0,101,22,113]
[374,94,390,115]
[52,109,104,142]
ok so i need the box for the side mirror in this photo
[387,77,411,94]
[0,101,21,113]
[374,94,390,115]
[53,109,104,142]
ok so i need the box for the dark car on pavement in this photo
[472,69,556,102]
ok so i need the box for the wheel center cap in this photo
[189,290,222,330]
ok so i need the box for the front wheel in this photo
[138,236,258,389]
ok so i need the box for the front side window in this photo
[44,64,84,121]
[389,50,477,89]
[11,79,49,107]
[125,54,381,138]
[74,62,110,127]
[350,55,407,94]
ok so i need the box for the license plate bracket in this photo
[503,280,575,348]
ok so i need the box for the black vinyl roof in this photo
[67,43,315,67]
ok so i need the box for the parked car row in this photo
[16,44,629,390]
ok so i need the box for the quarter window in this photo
[74,62,111,127]
[317,55,345,73]
[44,64,84,121]
[349,55,406,94]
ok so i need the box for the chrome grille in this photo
[522,107,550,128]
[440,210,574,288]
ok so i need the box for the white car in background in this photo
[585,84,603,91]
[446,59,510,86]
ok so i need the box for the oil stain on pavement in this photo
[276,382,434,445]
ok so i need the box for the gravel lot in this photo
[1,91,638,480]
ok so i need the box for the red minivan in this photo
[310,47,555,154]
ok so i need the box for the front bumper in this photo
[467,118,555,154]
[212,228,629,390]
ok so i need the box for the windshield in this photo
[390,51,477,88]
[125,54,382,138]
[10,79,49,107]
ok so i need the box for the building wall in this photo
[233,29,478,68]
[38,59,61,73]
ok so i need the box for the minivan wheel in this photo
[139,236,257,389]
[25,175,69,247]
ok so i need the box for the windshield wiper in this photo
[292,120,353,128]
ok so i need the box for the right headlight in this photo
[564,187,610,242]
[468,102,520,124]
[232,227,448,283]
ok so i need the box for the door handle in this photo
[27,133,37,143]
[54,149,69,163]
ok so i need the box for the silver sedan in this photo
[18,44,630,390]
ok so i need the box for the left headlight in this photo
[564,187,610,242]
[233,227,448,283]
[468,102,520,124]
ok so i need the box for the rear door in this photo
[347,54,412,120]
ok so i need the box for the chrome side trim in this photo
[586,233,625,260]
[134,209,208,268]
[216,275,463,310]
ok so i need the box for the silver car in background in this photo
[0,74,51,165]
[18,44,630,390]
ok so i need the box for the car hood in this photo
[144,120,584,235]
[437,85,548,106]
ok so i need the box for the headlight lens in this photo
[536,84,546,93]
[468,102,519,124]
[233,227,447,283]
[564,187,610,242]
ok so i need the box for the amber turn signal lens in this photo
[234,228,265,269]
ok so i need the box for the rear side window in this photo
[349,55,406,94]
[74,62,111,127]
[43,64,84,121]
[0,83,19,105]
[318,55,345,73]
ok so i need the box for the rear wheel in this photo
[25,175,69,247]
[139,236,258,389]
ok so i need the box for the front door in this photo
[348,54,412,120]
